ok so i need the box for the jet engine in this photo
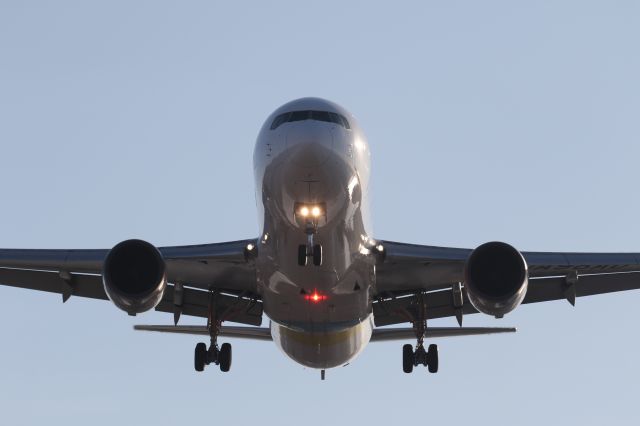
[463,241,528,317]
[102,239,167,315]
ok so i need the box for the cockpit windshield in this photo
[270,110,351,130]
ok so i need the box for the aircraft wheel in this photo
[427,344,438,374]
[219,342,232,372]
[298,245,308,266]
[313,244,323,266]
[402,344,414,373]
[194,342,207,372]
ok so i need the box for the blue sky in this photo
[1,1,639,424]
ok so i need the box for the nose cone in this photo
[286,123,334,168]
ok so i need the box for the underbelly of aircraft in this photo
[270,315,373,369]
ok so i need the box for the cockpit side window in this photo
[339,114,351,130]
[270,110,351,130]
[270,112,291,130]
[328,112,350,129]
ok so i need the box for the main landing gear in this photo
[403,343,438,374]
[194,292,232,373]
[194,341,232,373]
[402,292,438,374]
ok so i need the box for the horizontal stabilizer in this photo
[135,324,515,342]
[134,325,272,341]
[370,326,517,342]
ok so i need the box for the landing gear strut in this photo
[402,293,438,374]
[297,223,322,266]
[194,292,232,373]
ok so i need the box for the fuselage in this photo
[253,98,375,369]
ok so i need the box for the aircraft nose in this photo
[285,123,334,168]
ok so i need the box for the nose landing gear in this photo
[297,244,323,266]
[297,224,322,266]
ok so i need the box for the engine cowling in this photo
[464,241,528,317]
[102,239,167,315]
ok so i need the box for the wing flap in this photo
[154,286,263,326]
[373,288,478,327]
[0,267,107,301]
[523,271,640,303]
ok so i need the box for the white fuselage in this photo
[253,98,375,369]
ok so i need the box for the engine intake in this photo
[102,239,167,315]
[464,241,528,317]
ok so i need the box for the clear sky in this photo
[1,1,639,424]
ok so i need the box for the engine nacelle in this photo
[102,239,167,315]
[464,241,528,317]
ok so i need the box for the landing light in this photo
[295,203,325,219]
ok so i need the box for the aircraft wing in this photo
[0,239,257,293]
[0,239,263,326]
[373,240,640,326]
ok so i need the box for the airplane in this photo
[2,96,640,378]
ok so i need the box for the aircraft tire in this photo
[427,344,438,373]
[219,343,232,372]
[298,245,308,266]
[313,244,323,266]
[194,342,207,372]
[402,344,414,373]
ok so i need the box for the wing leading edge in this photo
[0,239,258,294]
[376,240,640,294]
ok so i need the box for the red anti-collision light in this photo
[304,291,327,303]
